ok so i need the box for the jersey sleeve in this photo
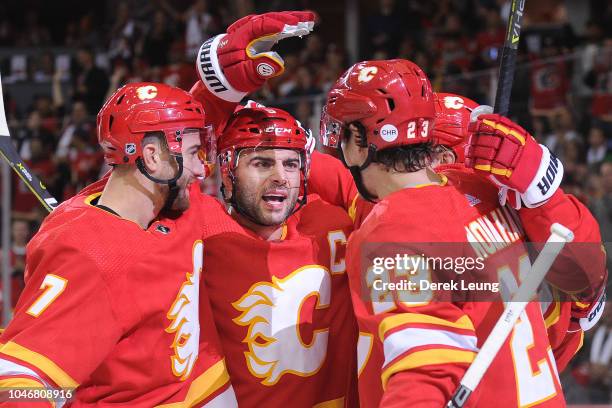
[309,151,359,213]
[540,285,585,372]
[518,189,607,302]
[189,81,239,135]
[0,245,123,394]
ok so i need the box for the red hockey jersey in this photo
[200,194,359,407]
[0,179,236,407]
[348,169,567,407]
[310,152,607,375]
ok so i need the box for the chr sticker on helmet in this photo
[136,85,158,100]
[380,124,399,142]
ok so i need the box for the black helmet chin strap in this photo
[338,143,379,203]
[136,154,184,209]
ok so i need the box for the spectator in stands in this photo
[0,219,30,317]
[142,10,176,68]
[55,101,93,160]
[588,308,612,403]
[18,10,51,47]
[72,48,110,114]
[14,110,55,162]
[589,162,612,245]
[184,0,219,59]
[588,38,612,125]
[365,0,403,58]
[543,109,579,161]
[587,125,609,167]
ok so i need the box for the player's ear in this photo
[141,140,163,174]
[440,149,456,165]
[220,172,233,202]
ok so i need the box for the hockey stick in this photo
[493,0,526,116]
[446,223,574,407]
[0,73,58,213]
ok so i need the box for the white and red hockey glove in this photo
[197,11,315,103]
[465,114,563,209]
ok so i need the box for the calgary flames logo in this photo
[232,266,332,385]
[357,66,378,83]
[136,85,158,100]
[443,95,465,110]
[166,241,202,380]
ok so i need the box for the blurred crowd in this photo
[0,0,610,403]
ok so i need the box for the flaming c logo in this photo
[136,85,158,100]
[443,96,465,110]
[358,67,378,83]
[232,266,332,385]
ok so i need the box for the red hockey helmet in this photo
[432,92,481,163]
[97,82,206,166]
[321,59,435,151]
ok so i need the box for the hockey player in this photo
[317,59,607,406]
[0,83,237,407]
[0,10,318,407]
[313,89,607,373]
[182,12,358,406]
[197,105,357,407]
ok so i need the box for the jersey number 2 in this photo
[26,274,67,317]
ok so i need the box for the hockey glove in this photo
[465,114,563,208]
[197,11,315,103]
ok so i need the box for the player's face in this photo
[232,148,301,226]
[170,129,205,211]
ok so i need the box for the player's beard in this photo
[166,169,192,213]
[233,179,299,226]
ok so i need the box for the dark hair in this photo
[142,131,169,151]
[346,121,435,172]
[374,142,435,173]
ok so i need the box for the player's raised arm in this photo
[465,113,607,314]
[190,11,315,132]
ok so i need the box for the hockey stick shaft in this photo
[447,223,574,408]
[0,74,58,213]
[493,0,526,115]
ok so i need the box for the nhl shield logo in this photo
[125,143,137,155]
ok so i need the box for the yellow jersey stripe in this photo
[544,301,561,329]
[0,341,78,389]
[381,349,476,390]
[348,194,359,223]
[379,313,475,340]
[313,397,345,408]
[156,359,230,408]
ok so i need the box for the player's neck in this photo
[98,171,165,229]
[230,211,284,241]
[369,166,442,199]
